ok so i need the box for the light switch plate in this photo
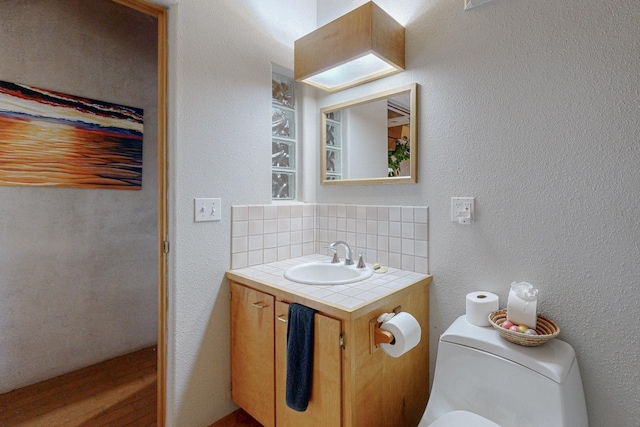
[451,197,474,224]
[194,198,221,222]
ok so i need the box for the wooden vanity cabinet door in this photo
[275,301,342,427]
[230,282,275,427]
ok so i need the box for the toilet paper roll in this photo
[380,312,421,358]
[465,291,500,327]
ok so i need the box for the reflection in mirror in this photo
[321,83,417,185]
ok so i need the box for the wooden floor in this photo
[0,346,157,427]
[208,409,263,427]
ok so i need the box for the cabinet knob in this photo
[277,314,288,323]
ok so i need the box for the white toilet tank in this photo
[420,315,588,427]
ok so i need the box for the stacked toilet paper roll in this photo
[465,291,500,326]
[379,312,421,358]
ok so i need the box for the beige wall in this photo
[0,0,158,393]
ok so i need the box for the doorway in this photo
[113,1,168,424]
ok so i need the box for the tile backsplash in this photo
[231,204,428,274]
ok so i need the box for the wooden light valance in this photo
[294,1,405,93]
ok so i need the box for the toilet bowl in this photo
[419,315,588,427]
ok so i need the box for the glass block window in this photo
[325,111,342,180]
[272,71,296,200]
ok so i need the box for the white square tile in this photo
[377,251,389,266]
[415,223,428,241]
[264,233,277,248]
[278,217,291,232]
[231,252,248,269]
[356,205,367,219]
[402,238,414,255]
[249,205,264,220]
[249,235,263,251]
[277,246,291,260]
[232,236,248,253]
[291,204,303,217]
[377,220,389,236]
[318,216,328,230]
[389,236,401,253]
[415,257,429,274]
[328,216,337,230]
[303,203,315,217]
[303,229,314,243]
[232,221,248,237]
[263,248,277,263]
[415,240,428,257]
[232,205,248,221]
[402,223,414,239]
[389,206,401,221]
[278,205,291,218]
[366,206,378,219]
[377,206,389,221]
[401,255,415,271]
[367,234,377,249]
[278,232,290,246]
[302,242,315,255]
[264,219,278,233]
[248,250,263,266]
[415,207,428,224]
[389,252,401,268]
[291,230,303,245]
[402,206,414,222]
[389,221,401,237]
[290,244,303,258]
[303,216,314,230]
[377,235,389,251]
[264,205,278,219]
[291,217,302,231]
[248,219,264,235]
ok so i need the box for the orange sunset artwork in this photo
[0,80,143,190]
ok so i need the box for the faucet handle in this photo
[356,253,366,268]
[327,246,340,263]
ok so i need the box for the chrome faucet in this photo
[329,240,354,265]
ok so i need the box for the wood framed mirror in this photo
[320,83,417,185]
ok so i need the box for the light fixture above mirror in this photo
[294,2,405,93]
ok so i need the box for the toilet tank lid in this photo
[440,315,576,383]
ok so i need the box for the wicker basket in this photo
[488,309,560,347]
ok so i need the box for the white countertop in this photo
[228,254,429,311]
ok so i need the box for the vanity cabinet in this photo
[230,284,275,426]
[231,283,341,427]
[228,271,431,427]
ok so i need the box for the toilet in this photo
[418,315,588,427]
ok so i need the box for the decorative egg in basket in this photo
[488,309,560,347]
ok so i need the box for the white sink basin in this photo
[284,261,373,285]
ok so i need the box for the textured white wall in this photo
[166,0,315,425]
[0,0,158,393]
[314,1,640,426]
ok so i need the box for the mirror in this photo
[321,83,417,185]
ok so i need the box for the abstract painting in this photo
[0,80,144,190]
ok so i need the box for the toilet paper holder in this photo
[369,306,401,353]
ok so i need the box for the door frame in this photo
[112,1,168,425]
